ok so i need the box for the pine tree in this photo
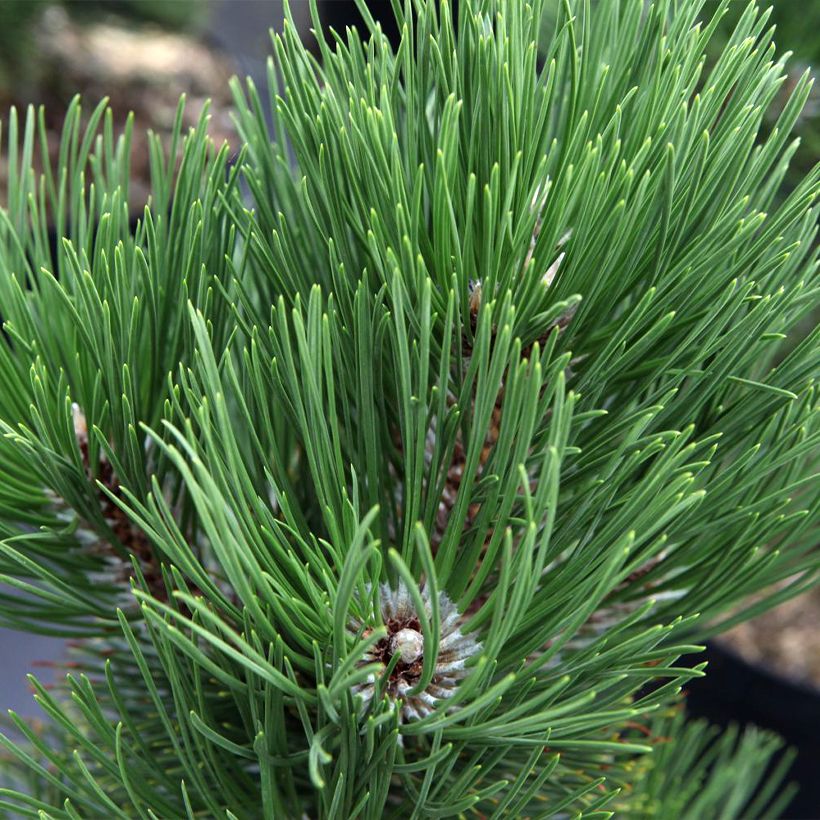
[0,0,818,816]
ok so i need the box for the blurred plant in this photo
[0,0,207,101]
[616,709,797,818]
[0,1,50,98]
[67,0,208,31]
[707,0,819,193]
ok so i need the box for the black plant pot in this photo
[320,0,401,46]
[685,643,820,819]
[318,0,461,50]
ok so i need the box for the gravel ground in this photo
[721,586,820,691]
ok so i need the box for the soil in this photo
[0,5,237,212]
[720,585,820,690]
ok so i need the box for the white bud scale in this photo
[391,627,424,664]
[349,581,481,723]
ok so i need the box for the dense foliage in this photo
[0,0,817,816]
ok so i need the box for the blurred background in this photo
[0,0,817,815]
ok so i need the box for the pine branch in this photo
[0,0,817,816]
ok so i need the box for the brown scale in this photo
[428,219,577,627]
[431,399,503,554]
[393,225,577,605]
[433,280,507,554]
[521,302,578,361]
[99,458,167,601]
[466,279,577,360]
[435,278,571,554]
[582,552,670,636]
[75,414,171,603]
[623,552,666,586]
[598,551,669,611]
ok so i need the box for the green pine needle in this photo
[0,0,817,817]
